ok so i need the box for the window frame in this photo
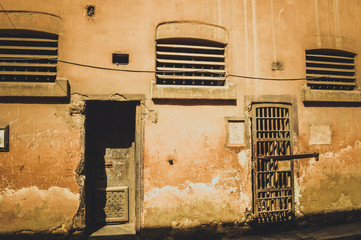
[302,48,361,103]
[152,22,236,100]
[305,48,357,91]
[0,12,68,99]
[155,38,226,87]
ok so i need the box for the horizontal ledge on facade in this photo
[77,94,146,101]
[301,86,361,103]
[0,78,69,98]
[151,81,237,100]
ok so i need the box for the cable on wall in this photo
[0,5,320,82]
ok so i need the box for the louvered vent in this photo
[306,49,356,90]
[156,39,226,86]
[0,31,58,82]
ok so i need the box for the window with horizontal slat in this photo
[306,49,356,90]
[0,31,58,82]
[156,39,226,86]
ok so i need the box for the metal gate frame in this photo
[251,103,295,223]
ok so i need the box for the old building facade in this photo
[0,0,361,239]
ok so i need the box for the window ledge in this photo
[151,81,237,100]
[301,86,361,103]
[0,78,69,98]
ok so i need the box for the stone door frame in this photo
[70,93,144,237]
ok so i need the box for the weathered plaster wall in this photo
[0,0,361,237]
[296,141,361,219]
[295,107,361,219]
[143,105,253,228]
[0,104,82,236]
[0,105,81,191]
[0,186,79,235]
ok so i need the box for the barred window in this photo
[0,30,58,82]
[306,49,356,90]
[156,39,226,86]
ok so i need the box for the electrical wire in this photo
[0,56,320,81]
[0,5,318,81]
[59,59,313,81]
[59,59,316,80]
[0,2,17,29]
[58,59,156,73]
[227,74,311,81]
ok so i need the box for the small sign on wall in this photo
[226,117,246,147]
[0,125,9,152]
[309,124,331,145]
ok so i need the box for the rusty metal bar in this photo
[258,152,319,161]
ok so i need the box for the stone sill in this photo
[0,78,69,98]
[89,223,136,238]
[151,81,237,100]
[301,86,361,103]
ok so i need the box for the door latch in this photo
[258,152,319,161]
[104,161,113,168]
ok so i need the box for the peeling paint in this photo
[296,141,361,216]
[327,193,356,212]
[237,150,248,167]
[0,186,79,234]
[144,176,245,228]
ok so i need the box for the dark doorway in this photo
[85,101,137,236]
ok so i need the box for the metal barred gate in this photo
[252,104,294,223]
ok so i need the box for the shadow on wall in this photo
[152,99,237,106]
[0,96,70,104]
[303,101,361,107]
[0,209,361,240]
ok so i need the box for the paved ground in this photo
[226,221,361,240]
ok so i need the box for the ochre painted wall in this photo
[0,0,361,237]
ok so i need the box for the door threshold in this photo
[89,223,136,239]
